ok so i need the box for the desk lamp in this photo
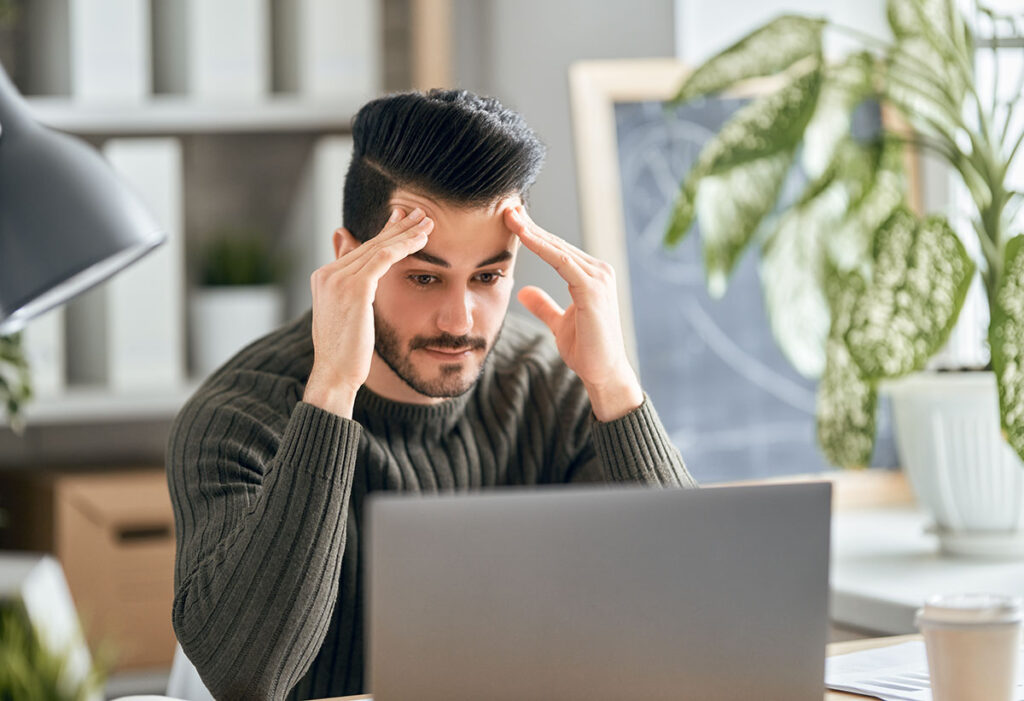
[0,62,164,334]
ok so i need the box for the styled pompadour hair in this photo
[342,89,546,242]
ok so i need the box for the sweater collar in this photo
[354,383,474,426]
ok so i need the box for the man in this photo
[167,89,696,701]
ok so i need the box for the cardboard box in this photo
[0,467,176,671]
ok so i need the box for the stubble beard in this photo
[373,313,501,398]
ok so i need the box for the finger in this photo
[353,218,434,281]
[517,286,565,333]
[512,219,591,288]
[338,209,431,273]
[507,206,603,271]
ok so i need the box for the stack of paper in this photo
[826,641,1024,701]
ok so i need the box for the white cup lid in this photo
[916,593,1024,626]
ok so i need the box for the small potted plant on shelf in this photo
[668,0,1024,555]
[191,227,286,377]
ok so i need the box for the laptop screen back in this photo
[368,482,831,701]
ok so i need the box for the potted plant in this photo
[0,605,108,701]
[191,227,287,377]
[0,332,31,433]
[668,1,1024,554]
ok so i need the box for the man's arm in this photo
[169,208,433,699]
[168,391,361,700]
[505,206,696,487]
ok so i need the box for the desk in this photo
[314,634,921,701]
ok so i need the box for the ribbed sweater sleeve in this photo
[167,396,361,700]
[590,396,698,487]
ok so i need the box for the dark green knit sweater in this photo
[166,311,696,700]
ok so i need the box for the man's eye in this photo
[476,271,504,285]
[410,274,438,286]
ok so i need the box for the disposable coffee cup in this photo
[915,593,1023,701]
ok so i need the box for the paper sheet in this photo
[826,641,1024,700]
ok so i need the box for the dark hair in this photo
[342,89,546,242]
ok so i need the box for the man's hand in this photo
[303,208,434,418]
[504,205,643,422]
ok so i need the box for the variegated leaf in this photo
[827,140,906,274]
[989,234,1024,462]
[760,177,850,378]
[672,15,826,104]
[802,52,875,179]
[697,149,795,297]
[817,265,878,468]
[666,64,822,259]
[702,66,822,174]
[845,209,975,380]
[885,0,968,139]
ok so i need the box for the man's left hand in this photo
[504,205,643,422]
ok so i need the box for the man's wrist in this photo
[302,381,358,419]
[584,372,644,423]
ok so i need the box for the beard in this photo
[373,313,500,398]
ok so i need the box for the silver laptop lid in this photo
[368,482,831,701]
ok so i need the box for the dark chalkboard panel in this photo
[613,98,898,483]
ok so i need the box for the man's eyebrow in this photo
[409,250,450,267]
[407,249,513,268]
[475,250,513,267]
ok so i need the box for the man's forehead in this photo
[387,188,523,216]
[388,189,520,268]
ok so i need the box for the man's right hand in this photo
[302,207,434,418]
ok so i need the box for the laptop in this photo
[367,482,831,701]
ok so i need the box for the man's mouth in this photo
[421,346,476,359]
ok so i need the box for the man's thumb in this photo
[517,286,564,333]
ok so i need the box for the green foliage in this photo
[668,0,1024,467]
[199,229,285,287]
[0,332,31,434]
[991,235,1024,457]
[0,606,107,701]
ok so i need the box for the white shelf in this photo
[11,381,203,426]
[25,95,362,134]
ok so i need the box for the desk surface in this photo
[313,634,921,701]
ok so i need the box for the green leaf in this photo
[666,64,823,282]
[0,332,32,432]
[826,139,906,274]
[697,149,795,297]
[989,234,1024,462]
[885,0,968,138]
[802,51,876,179]
[760,175,850,378]
[817,264,878,468]
[672,15,826,104]
[700,65,823,175]
[845,209,976,379]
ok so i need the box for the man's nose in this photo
[436,288,473,336]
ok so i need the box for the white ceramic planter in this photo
[190,286,284,377]
[887,372,1024,557]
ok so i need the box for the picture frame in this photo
[567,58,916,481]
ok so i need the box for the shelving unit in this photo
[20,381,203,425]
[26,95,361,134]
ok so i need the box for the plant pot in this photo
[886,371,1024,558]
[190,285,284,377]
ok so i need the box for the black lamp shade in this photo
[0,65,164,334]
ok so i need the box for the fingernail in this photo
[410,208,424,218]
[389,208,401,222]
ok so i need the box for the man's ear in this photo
[332,227,359,259]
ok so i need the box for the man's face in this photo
[365,189,521,404]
